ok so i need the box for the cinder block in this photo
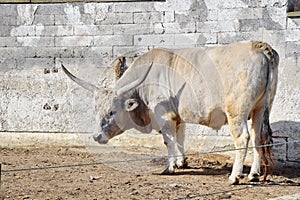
[0,26,13,37]
[100,12,133,25]
[36,5,66,15]
[153,0,193,12]
[219,20,240,32]
[163,11,175,23]
[239,19,262,32]
[134,34,174,46]
[175,33,217,46]
[287,17,300,29]
[114,2,156,12]
[54,14,90,25]
[94,35,133,46]
[0,37,16,47]
[207,9,218,21]
[175,10,208,23]
[287,137,300,162]
[113,24,154,35]
[0,58,16,72]
[271,121,300,162]
[16,57,54,69]
[17,36,54,47]
[217,0,249,9]
[218,30,263,44]
[264,7,287,30]
[204,0,220,10]
[74,25,113,36]
[218,8,263,21]
[286,29,300,41]
[17,47,38,58]
[80,14,95,25]
[0,5,17,16]
[113,46,150,58]
[33,15,55,25]
[0,47,18,60]
[262,30,286,52]
[197,20,239,33]
[155,22,196,34]
[35,47,74,58]
[197,21,218,33]
[55,36,94,47]
[36,25,73,36]
[0,16,18,26]
[10,26,36,37]
[83,3,112,14]
[73,47,112,58]
[54,15,69,25]
[285,41,300,57]
[134,12,163,24]
[0,132,84,147]
[272,137,287,162]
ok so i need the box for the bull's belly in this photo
[179,107,227,130]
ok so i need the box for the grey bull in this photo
[62,41,279,185]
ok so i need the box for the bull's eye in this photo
[109,111,115,116]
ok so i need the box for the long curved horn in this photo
[116,62,153,96]
[61,64,99,92]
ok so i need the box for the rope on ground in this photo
[1,139,299,173]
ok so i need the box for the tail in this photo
[255,42,279,182]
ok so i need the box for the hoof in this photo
[176,158,188,169]
[161,166,175,175]
[228,176,239,185]
[248,173,260,182]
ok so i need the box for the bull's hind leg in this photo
[248,108,264,182]
[227,117,250,185]
[175,123,188,168]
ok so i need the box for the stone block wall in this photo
[0,0,299,163]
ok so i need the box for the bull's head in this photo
[61,60,153,144]
[94,90,152,143]
[93,62,153,144]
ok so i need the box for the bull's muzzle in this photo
[93,133,109,144]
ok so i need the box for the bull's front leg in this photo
[161,120,177,175]
[175,123,188,169]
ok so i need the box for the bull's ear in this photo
[124,99,139,111]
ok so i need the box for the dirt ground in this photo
[0,146,299,200]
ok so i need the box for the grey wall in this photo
[0,0,299,162]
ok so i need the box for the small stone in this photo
[125,180,131,185]
[129,191,139,195]
[14,175,21,179]
[219,192,232,199]
[90,175,102,181]
[282,179,295,184]
[169,183,179,188]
